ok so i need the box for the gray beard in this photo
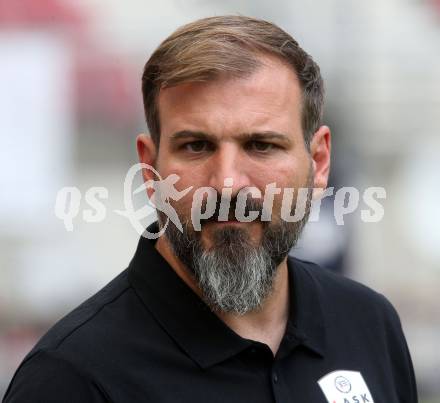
[159,179,313,315]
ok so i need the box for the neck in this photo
[155,235,290,356]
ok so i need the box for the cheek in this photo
[156,150,207,188]
[160,168,207,216]
[258,162,312,213]
[156,161,199,190]
[252,165,301,192]
[169,197,193,221]
[249,151,311,187]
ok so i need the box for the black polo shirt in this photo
[3,229,417,403]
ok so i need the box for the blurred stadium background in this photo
[0,0,439,401]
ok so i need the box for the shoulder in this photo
[290,257,418,401]
[289,256,415,369]
[28,269,132,357]
[3,270,134,402]
[289,256,402,326]
[2,349,110,402]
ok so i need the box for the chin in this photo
[201,221,263,247]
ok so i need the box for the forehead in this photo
[157,55,303,140]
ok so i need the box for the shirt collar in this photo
[128,223,326,368]
[284,256,327,358]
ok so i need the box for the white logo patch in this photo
[318,370,374,403]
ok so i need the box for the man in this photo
[3,15,417,403]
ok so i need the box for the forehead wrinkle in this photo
[165,105,291,138]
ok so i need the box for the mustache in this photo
[201,193,265,223]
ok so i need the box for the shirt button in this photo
[273,373,279,383]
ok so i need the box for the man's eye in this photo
[183,140,212,153]
[247,141,276,152]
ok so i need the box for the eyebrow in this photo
[169,130,292,146]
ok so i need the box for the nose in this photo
[207,143,252,196]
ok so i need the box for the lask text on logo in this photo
[318,370,374,403]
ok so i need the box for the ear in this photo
[309,125,331,191]
[136,133,157,199]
